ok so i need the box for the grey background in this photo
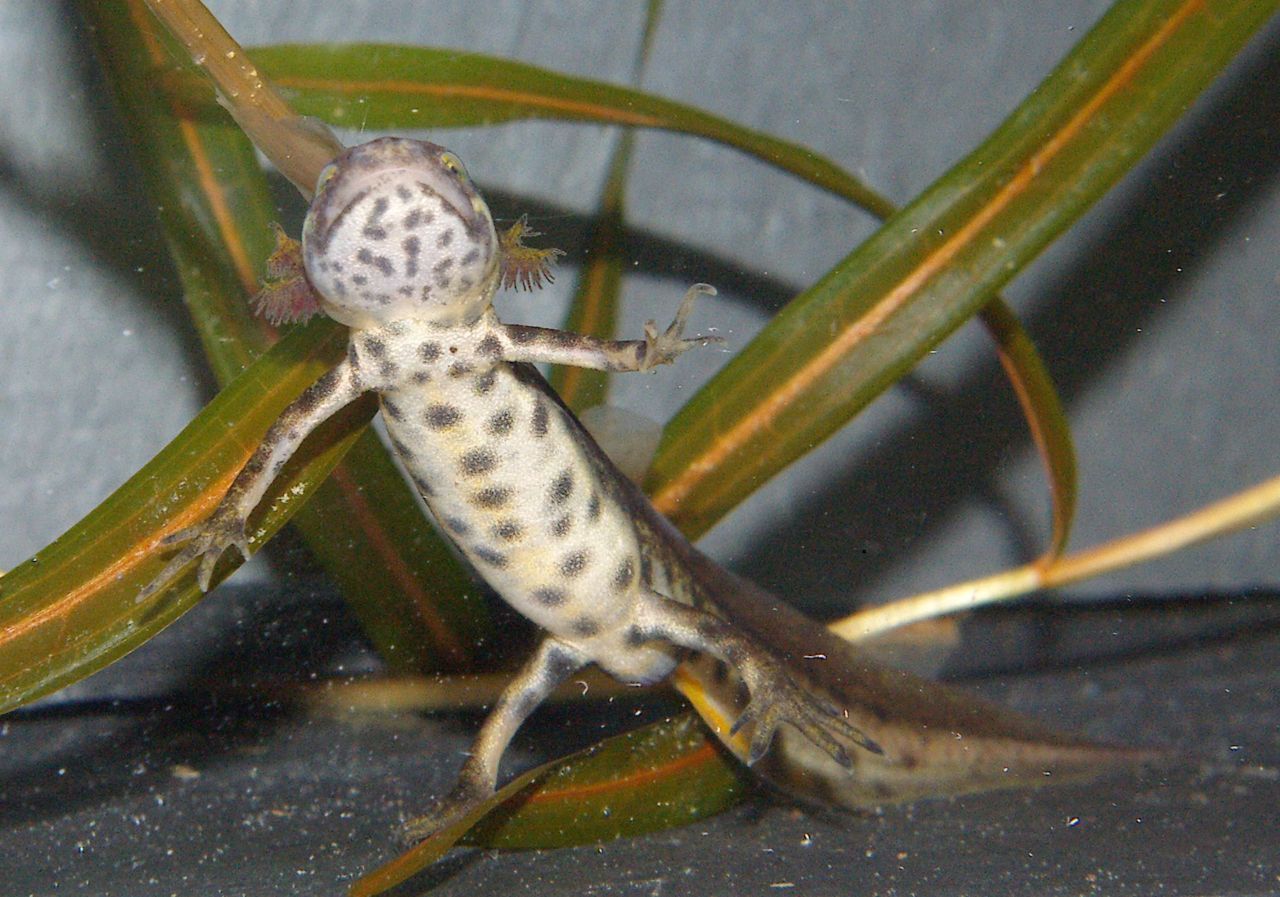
[2,2,1278,611]
[0,3,1278,896]
[2,2,1278,607]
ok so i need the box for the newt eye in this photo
[439,152,469,181]
[314,162,338,193]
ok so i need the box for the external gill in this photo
[499,215,565,291]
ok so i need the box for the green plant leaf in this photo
[546,0,664,409]
[0,323,355,712]
[213,43,897,220]
[645,0,1277,537]
[349,712,746,897]
[980,300,1077,560]
[82,0,488,673]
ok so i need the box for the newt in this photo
[143,135,1137,849]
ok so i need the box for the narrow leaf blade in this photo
[981,299,1077,559]
[232,43,897,218]
[645,0,1277,536]
[84,0,488,672]
[0,324,351,712]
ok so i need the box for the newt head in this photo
[301,136,500,329]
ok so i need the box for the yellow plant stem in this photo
[834,472,1280,642]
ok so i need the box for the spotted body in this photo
[145,137,1122,851]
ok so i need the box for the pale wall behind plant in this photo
[2,2,1277,615]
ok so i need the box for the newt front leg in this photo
[139,357,366,599]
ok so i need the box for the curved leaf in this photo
[981,299,1077,560]
[0,323,354,712]
[350,713,745,897]
[645,0,1276,536]
[88,0,488,673]
[233,43,898,220]
[547,131,634,411]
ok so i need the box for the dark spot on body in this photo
[459,448,498,477]
[559,550,589,578]
[586,492,601,520]
[404,209,432,230]
[477,335,502,357]
[531,399,549,437]
[442,516,470,537]
[420,284,433,302]
[474,370,496,395]
[486,409,514,436]
[396,185,412,202]
[461,247,480,266]
[473,486,511,508]
[551,514,573,537]
[548,470,574,505]
[626,625,646,647]
[425,404,461,429]
[448,361,474,378]
[331,278,347,296]
[492,520,524,542]
[510,327,537,345]
[533,587,566,607]
[366,196,389,222]
[374,255,395,276]
[473,546,508,568]
[346,343,361,369]
[419,342,441,362]
[612,559,635,590]
[410,473,434,496]
[639,555,653,582]
[362,225,387,241]
[402,236,420,277]
[390,436,415,461]
[378,360,398,379]
[352,273,368,286]
[411,370,431,384]
[571,617,600,638]
[361,338,385,358]
[433,257,453,275]
[437,229,454,248]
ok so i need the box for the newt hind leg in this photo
[631,596,882,768]
[401,637,588,843]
